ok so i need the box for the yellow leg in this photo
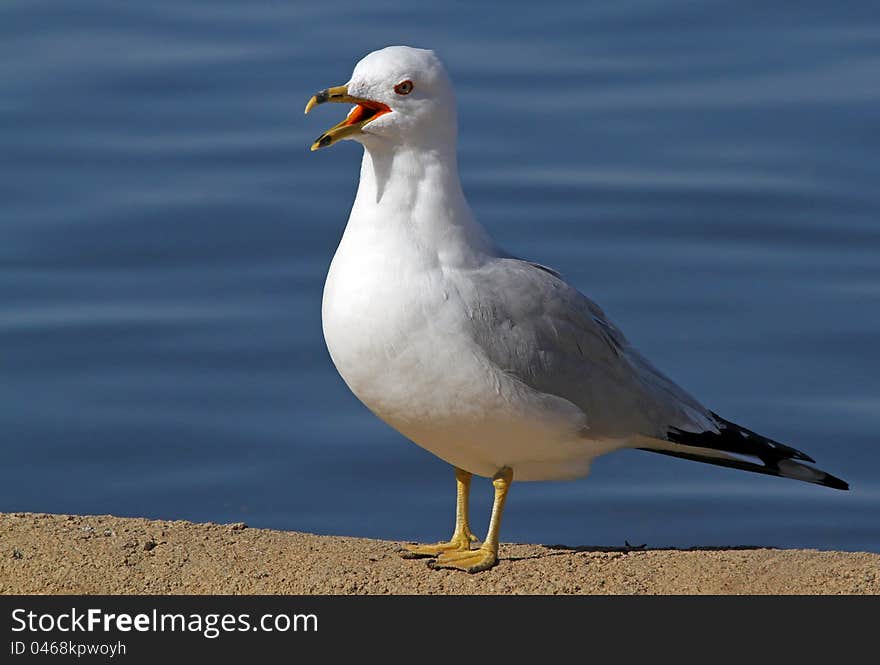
[400,467,480,558]
[430,466,512,573]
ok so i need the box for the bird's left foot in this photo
[428,545,498,573]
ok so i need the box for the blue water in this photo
[3,1,879,552]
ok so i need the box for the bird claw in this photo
[399,531,480,559]
[427,546,498,573]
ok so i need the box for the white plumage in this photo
[308,45,847,572]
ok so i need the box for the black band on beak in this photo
[313,88,348,105]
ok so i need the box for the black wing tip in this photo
[663,411,850,490]
[639,447,850,491]
[709,412,816,462]
[669,412,818,466]
[819,473,850,491]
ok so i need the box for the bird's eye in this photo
[394,80,413,95]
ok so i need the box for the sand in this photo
[1,512,877,594]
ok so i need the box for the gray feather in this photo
[456,258,715,440]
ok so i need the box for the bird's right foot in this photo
[398,530,479,559]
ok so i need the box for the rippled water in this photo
[3,1,879,551]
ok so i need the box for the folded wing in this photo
[463,258,848,490]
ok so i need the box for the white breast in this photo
[319,146,612,480]
[321,223,598,480]
[321,222,480,427]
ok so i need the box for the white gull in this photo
[305,45,848,573]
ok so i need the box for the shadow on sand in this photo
[504,542,771,563]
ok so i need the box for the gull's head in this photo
[304,46,456,152]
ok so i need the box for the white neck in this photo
[345,140,500,268]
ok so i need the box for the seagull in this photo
[305,46,849,573]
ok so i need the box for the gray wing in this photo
[459,258,717,441]
[454,258,849,490]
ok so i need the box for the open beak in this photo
[304,85,391,151]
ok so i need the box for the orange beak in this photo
[304,85,391,151]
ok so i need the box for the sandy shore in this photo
[1,512,877,594]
